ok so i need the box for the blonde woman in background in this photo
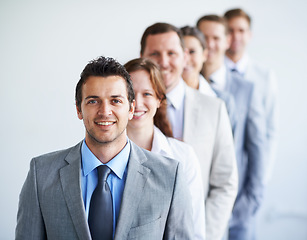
[181,25,237,131]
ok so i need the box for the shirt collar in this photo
[198,74,217,97]
[166,79,185,110]
[210,65,227,90]
[225,54,250,75]
[151,126,174,159]
[81,138,130,180]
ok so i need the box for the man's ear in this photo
[128,100,135,120]
[76,103,83,120]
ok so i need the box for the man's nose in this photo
[207,39,214,49]
[233,31,240,41]
[98,102,112,116]
[158,53,169,68]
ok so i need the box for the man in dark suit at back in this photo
[15,56,194,240]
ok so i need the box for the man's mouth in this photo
[161,70,171,75]
[96,121,114,126]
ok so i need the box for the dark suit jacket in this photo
[16,141,194,239]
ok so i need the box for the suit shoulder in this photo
[166,137,195,155]
[130,141,180,172]
[231,72,254,92]
[247,60,274,80]
[32,142,81,166]
[249,60,271,73]
[187,86,224,107]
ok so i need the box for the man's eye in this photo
[88,100,97,104]
[112,99,121,104]
[150,52,158,56]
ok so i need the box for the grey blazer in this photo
[245,60,278,184]
[224,71,267,228]
[213,88,237,133]
[15,141,194,240]
[182,84,238,240]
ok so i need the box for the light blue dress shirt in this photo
[166,79,185,140]
[80,139,130,238]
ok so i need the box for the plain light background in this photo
[1,0,307,239]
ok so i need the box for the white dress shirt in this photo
[166,79,185,140]
[198,74,217,97]
[151,126,206,240]
[225,54,249,75]
[209,65,227,92]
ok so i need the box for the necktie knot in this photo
[97,165,111,183]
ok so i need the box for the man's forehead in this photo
[228,17,250,29]
[145,32,183,50]
[82,76,128,95]
[200,21,227,35]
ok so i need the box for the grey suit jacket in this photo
[213,88,237,133]
[15,141,194,240]
[245,60,278,184]
[182,84,238,240]
[224,71,267,228]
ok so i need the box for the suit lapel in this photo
[60,142,91,240]
[114,142,151,239]
[183,86,200,142]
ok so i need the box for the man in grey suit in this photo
[15,56,194,240]
[140,22,238,240]
[197,14,267,240]
[224,8,278,185]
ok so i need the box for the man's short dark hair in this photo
[75,56,135,110]
[196,14,229,34]
[140,22,185,55]
[224,8,251,27]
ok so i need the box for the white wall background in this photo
[1,0,307,239]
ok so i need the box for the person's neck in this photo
[127,124,154,151]
[182,72,199,89]
[226,50,244,63]
[165,78,181,94]
[202,60,223,80]
[85,134,127,164]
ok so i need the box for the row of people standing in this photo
[130,7,278,240]
[15,7,278,240]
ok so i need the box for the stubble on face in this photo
[77,76,134,149]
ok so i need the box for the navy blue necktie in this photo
[89,165,113,240]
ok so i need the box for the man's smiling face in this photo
[142,31,187,93]
[77,75,134,147]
